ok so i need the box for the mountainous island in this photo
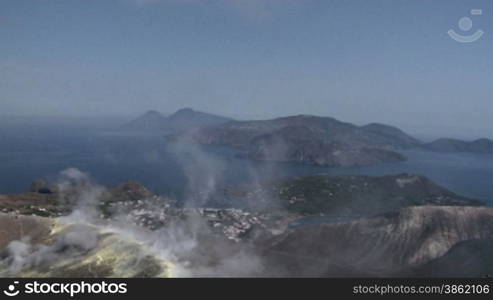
[423,138,493,154]
[121,108,231,134]
[122,108,493,167]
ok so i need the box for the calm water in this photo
[0,123,492,204]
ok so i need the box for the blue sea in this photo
[1,119,492,204]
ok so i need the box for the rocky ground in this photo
[0,174,492,277]
[264,206,493,276]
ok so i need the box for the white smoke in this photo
[56,168,105,222]
[167,136,225,208]
[2,240,30,275]
[1,159,267,277]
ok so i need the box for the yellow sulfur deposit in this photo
[9,219,176,278]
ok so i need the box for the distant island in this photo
[122,108,493,167]
[121,108,231,134]
[423,138,493,154]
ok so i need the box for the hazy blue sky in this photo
[1,0,492,137]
